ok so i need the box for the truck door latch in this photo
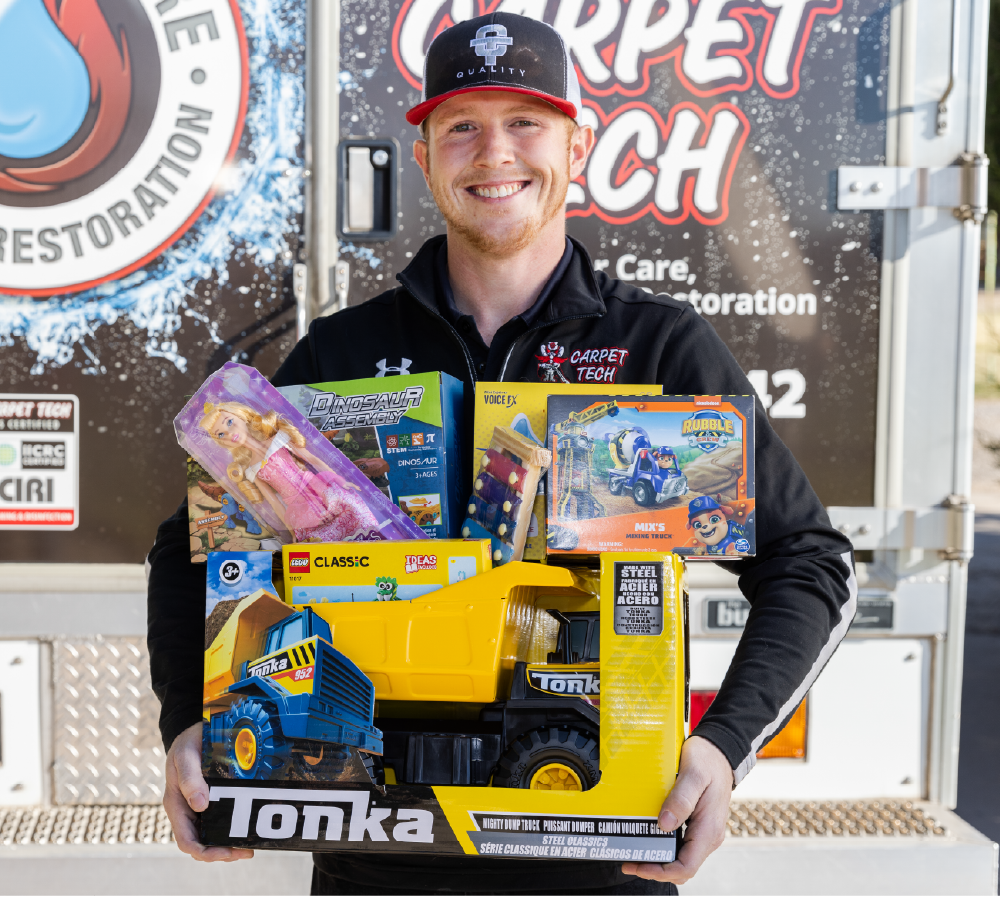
[826,496,975,562]
[837,153,989,222]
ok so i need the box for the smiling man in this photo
[148,12,857,897]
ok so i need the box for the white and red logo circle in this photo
[0,0,248,296]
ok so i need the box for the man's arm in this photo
[626,304,856,883]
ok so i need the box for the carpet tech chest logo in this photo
[0,0,248,296]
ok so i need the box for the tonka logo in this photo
[209,786,436,843]
[529,670,600,696]
[470,24,513,67]
[247,654,289,678]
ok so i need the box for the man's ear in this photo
[413,138,431,186]
[569,125,596,180]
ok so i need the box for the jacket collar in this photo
[396,234,606,324]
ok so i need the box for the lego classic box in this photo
[546,395,756,558]
[278,372,464,539]
[199,545,687,862]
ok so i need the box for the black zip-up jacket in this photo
[147,236,857,892]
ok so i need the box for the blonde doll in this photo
[198,401,382,543]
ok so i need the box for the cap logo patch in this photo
[471,24,513,66]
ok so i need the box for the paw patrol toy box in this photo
[277,372,464,539]
[199,545,687,863]
[546,395,755,559]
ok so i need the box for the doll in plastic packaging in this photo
[198,401,384,543]
[175,362,422,544]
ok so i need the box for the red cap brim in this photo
[405,85,578,126]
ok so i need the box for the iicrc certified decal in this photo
[0,0,248,295]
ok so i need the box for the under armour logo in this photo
[376,358,412,377]
[470,24,513,67]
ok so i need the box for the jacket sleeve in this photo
[147,328,324,752]
[660,306,857,784]
[147,500,209,751]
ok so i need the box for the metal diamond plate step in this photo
[0,805,173,845]
[727,800,948,838]
[53,638,165,805]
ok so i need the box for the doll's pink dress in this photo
[249,431,380,541]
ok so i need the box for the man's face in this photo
[689,511,728,546]
[413,92,593,256]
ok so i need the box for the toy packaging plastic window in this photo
[174,362,423,545]
[460,426,551,564]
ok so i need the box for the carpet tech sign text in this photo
[392,0,839,225]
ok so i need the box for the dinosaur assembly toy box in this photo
[199,547,687,863]
[546,395,756,559]
[278,372,464,539]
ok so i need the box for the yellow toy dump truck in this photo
[203,554,686,794]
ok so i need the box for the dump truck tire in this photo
[492,726,600,791]
[224,696,290,780]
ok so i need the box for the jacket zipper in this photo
[413,300,479,385]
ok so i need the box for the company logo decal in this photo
[682,409,734,453]
[247,651,290,678]
[0,0,249,296]
[376,358,413,377]
[470,23,512,66]
[528,668,600,701]
[535,341,570,383]
[288,551,310,573]
[404,554,437,573]
[391,0,836,227]
[208,785,436,844]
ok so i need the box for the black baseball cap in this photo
[406,12,582,126]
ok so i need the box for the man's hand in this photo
[622,735,733,885]
[163,722,254,862]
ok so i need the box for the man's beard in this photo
[429,158,571,257]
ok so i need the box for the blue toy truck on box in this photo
[204,590,383,781]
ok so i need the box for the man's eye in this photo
[451,123,474,132]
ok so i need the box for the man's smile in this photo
[467,180,529,199]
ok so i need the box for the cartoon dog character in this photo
[686,496,748,556]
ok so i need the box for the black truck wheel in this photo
[493,727,600,791]
[223,696,290,780]
[633,479,656,507]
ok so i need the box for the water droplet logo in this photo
[0,0,248,296]
[0,0,91,160]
